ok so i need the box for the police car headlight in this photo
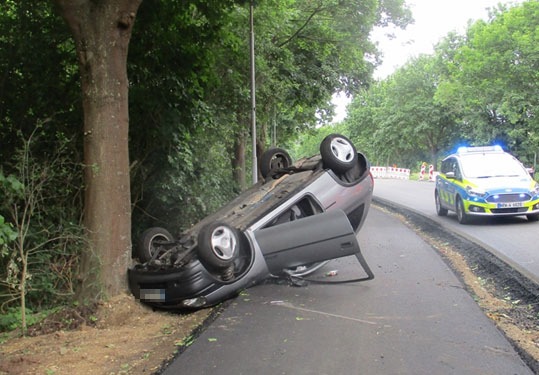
[532,182,539,196]
[466,187,486,198]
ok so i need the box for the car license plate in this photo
[497,202,523,208]
[140,288,165,301]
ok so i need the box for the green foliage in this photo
[131,126,238,236]
[0,0,412,318]
[128,0,411,233]
[0,128,85,328]
[345,1,539,169]
[0,2,84,321]
[0,305,63,333]
[0,1,79,163]
[0,215,17,256]
[0,172,21,255]
[0,307,34,332]
[128,1,248,235]
[291,124,349,160]
[0,307,31,332]
[251,0,411,139]
[448,1,539,159]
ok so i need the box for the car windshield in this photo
[460,153,528,179]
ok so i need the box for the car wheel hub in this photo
[271,154,288,169]
[210,226,237,260]
[330,137,354,162]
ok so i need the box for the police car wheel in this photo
[456,197,469,224]
[435,191,448,216]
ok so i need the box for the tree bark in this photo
[54,0,141,300]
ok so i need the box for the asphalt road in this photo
[372,178,539,284]
[162,204,533,374]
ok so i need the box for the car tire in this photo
[527,214,539,222]
[197,222,240,270]
[320,134,358,174]
[456,197,469,224]
[435,190,448,216]
[259,148,293,179]
[138,227,174,263]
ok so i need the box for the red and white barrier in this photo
[419,163,426,180]
[428,164,440,181]
[370,166,410,179]
[370,166,386,178]
[370,164,439,181]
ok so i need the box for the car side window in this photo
[441,159,451,174]
[441,157,459,179]
[454,161,462,180]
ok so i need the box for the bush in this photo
[0,128,85,334]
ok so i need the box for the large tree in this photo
[447,1,539,159]
[53,0,142,299]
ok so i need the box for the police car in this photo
[435,146,539,224]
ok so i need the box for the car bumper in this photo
[463,198,539,217]
[128,260,234,309]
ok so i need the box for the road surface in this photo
[373,178,539,284]
[162,205,533,374]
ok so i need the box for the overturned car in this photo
[128,134,374,310]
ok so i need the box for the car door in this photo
[438,157,458,210]
[254,209,361,274]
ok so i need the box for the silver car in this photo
[128,134,374,309]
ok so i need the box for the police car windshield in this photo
[460,153,528,179]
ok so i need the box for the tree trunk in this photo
[54,0,141,300]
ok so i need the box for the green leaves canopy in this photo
[0,0,411,311]
[344,1,539,170]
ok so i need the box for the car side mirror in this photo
[445,171,456,179]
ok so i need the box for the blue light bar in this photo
[456,145,503,154]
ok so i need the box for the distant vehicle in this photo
[128,134,374,310]
[435,145,539,224]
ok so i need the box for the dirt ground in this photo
[1,207,539,374]
[0,293,213,375]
